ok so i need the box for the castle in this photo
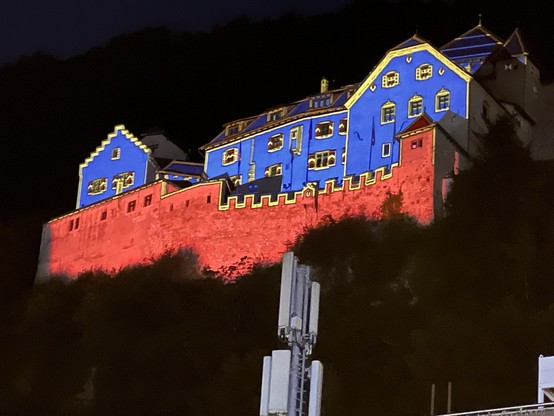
[36,23,554,280]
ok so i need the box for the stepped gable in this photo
[441,24,504,71]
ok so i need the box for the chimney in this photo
[320,77,329,93]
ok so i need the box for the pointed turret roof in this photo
[389,34,429,51]
[504,28,529,59]
[441,24,503,62]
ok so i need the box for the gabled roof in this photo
[396,113,435,138]
[504,28,529,58]
[441,24,503,62]
[200,84,357,151]
[389,34,430,51]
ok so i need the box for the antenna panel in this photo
[278,252,295,338]
[308,361,324,416]
[268,350,291,414]
[309,282,320,337]
[259,356,272,416]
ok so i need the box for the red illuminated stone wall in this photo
[38,128,438,280]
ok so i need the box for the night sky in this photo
[1,0,352,65]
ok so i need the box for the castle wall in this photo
[37,136,436,280]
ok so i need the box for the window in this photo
[416,64,433,80]
[338,118,348,135]
[222,148,239,165]
[87,178,107,195]
[267,108,286,122]
[382,143,391,157]
[69,217,80,231]
[382,71,399,88]
[408,95,423,118]
[230,175,242,186]
[225,121,249,136]
[127,200,136,213]
[341,147,346,164]
[100,210,107,221]
[315,121,333,138]
[411,138,423,149]
[111,147,121,160]
[207,195,212,204]
[435,89,450,112]
[308,150,337,170]
[265,163,282,177]
[144,194,152,207]
[112,172,134,191]
[381,101,396,124]
[311,94,332,108]
[267,134,284,152]
[290,126,302,155]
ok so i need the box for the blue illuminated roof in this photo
[441,25,503,63]
[200,84,358,151]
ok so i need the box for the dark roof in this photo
[441,25,503,61]
[389,34,430,51]
[159,161,205,177]
[504,29,529,58]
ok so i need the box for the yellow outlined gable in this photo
[345,43,472,110]
[79,125,152,171]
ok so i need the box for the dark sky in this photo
[1,0,353,65]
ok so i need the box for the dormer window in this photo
[222,148,239,165]
[382,71,400,88]
[315,121,333,139]
[268,134,284,152]
[225,121,249,136]
[416,64,433,80]
[311,94,332,108]
[339,118,348,135]
[408,95,424,118]
[267,108,287,122]
[111,147,121,160]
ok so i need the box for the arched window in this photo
[408,95,424,118]
[435,88,450,112]
[381,101,396,124]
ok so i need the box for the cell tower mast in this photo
[259,252,323,416]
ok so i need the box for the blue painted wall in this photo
[78,129,150,208]
[204,47,469,193]
[347,49,468,176]
[205,111,348,192]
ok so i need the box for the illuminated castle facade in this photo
[37,24,554,279]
